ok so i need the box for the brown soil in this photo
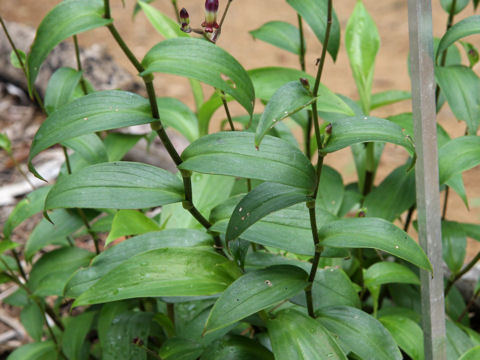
[1,0,480,260]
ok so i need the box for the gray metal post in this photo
[407,1,447,359]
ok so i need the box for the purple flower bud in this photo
[202,0,220,33]
[299,77,310,90]
[180,8,191,33]
[325,123,332,135]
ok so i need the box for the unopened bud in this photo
[180,8,191,33]
[299,77,310,90]
[132,337,144,346]
[202,0,220,33]
[325,123,332,135]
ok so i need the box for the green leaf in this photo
[66,229,213,298]
[268,309,347,360]
[286,0,341,61]
[317,306,402,360]
[461,222,480,241]
[255,81,315,146]
[447,174,469,209]
[102,312,153,360]
[26,0,111,95]
[441,0,469,14]
[250,21,301,54]
[156,97,199,142]
[446,319,474,360]
[437,15,480,60]
[9,49,26,69]
[436,66,480,134]
[459,346,480,360]
[103,133,142,162]
[364,262,420,288]
[379,315,424,360]
[364,164,416,221]
[370,90,411,110]
[73,248,237,306]
[461,41,480,68]
[318,218,432,271]
[0,240,20,254]
[179,132,316,192]
[44,162,184,210]
[20,301,44,342]
[142,38,255,117]
[226,183,311,242]
[442,221,467,275]
[204,265,308,334]
[345,1,380,113]
[138,1,188,39]
[25,209,84,261]
[44,67,82,114]
[97,302,130,351]
[0,133,12,154]
[7,341,56,360]
[28,247,94,296]
[62,134,109,165]
[62,311,97,360]
[201,336,274,360]
[211,201,337,256]
[321,116,415,156]
[159,338,204,360]
[317,165,344,215]
[105,210,161,246]
[439,136,480,185]
[29,91,154,179]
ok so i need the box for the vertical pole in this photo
[407,1,447,359]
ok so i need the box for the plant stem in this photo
[11,248,28,282]
[442,186,449,220]
[62,146,72,174]
[404,205,415,232]
[103,2,225,256]
[297,14,306,72]
[221,92,235,131]
[445,251,480,296]
[305,0,332,319]
[73,35,88,95]
[77,208,100,254]
[218,0,233,29]
[457,288,480,322]
[171,0,180,23]
[167,303,175,325]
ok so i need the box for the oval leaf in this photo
[142,38,255,117]
[317,306,402,360]
[439,136,480,185]
[379,315,425,360]
[321,116,415,156]
[29,90,154,179]
[45,162,184,210]
[105,210,161,246]
[73,248,237,306]
[268,309,347,360]
[204,265,308,334]
[437,15,480,60]
[364,262,420,289]
[138,1,188,39]
[44,67,83,114]
[318,218,432,271]
[226,183,311,242]
[250,21,301,55]
[179,132,316,192]
[27,0,111,94]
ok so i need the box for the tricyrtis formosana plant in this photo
[1,0,480,359]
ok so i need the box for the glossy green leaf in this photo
[459,346,480,360]
[268,309,347,360]
[138,1,188,39]
[250,21,301,54]
[97,302,130,351]
[29,91,154,179]
[320,116,415,156]
[73,248,237,306]
[211,200,337,256]
[364,262,420,288]
[441,0,469,14]
[10,49,25,69]
[437,15,480,60]
[103,133,143,162]
[442,221,467,275]
[159,338,204,360]
[318,306,402,360]
[317,165,344,215]
[461,222,480,241]
[20,301,44,342]
[447,319,474,360]
[105,210,161,246]
[318,218,432,271]
[44,162,184,210]
[364,164,416,221]
[3,186,52,239]
[142,38,255,117]
[7,341,56,360]
[286,0,341,60]
[65,229,212,298]
[226,183,311,242]
[439,136,480,185]
[0,240,20,254]
[370,90,411,110]
[62,311,97,360]
[156,97,199,142]
[436,66,480,134]
[205,265,308,334]
[446,174,469,209]
[25,209,84,261]
[246,252,311,273]
[62,133,109,165]
[379,315,424,360]
[28,247,94,296]
[26,0,111,94]
[345,1,380,113]
[446,285,469,327]
[44,67,82,114]
[103,311,153,360]
[179,132,316,192]
[201,336,274,360]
